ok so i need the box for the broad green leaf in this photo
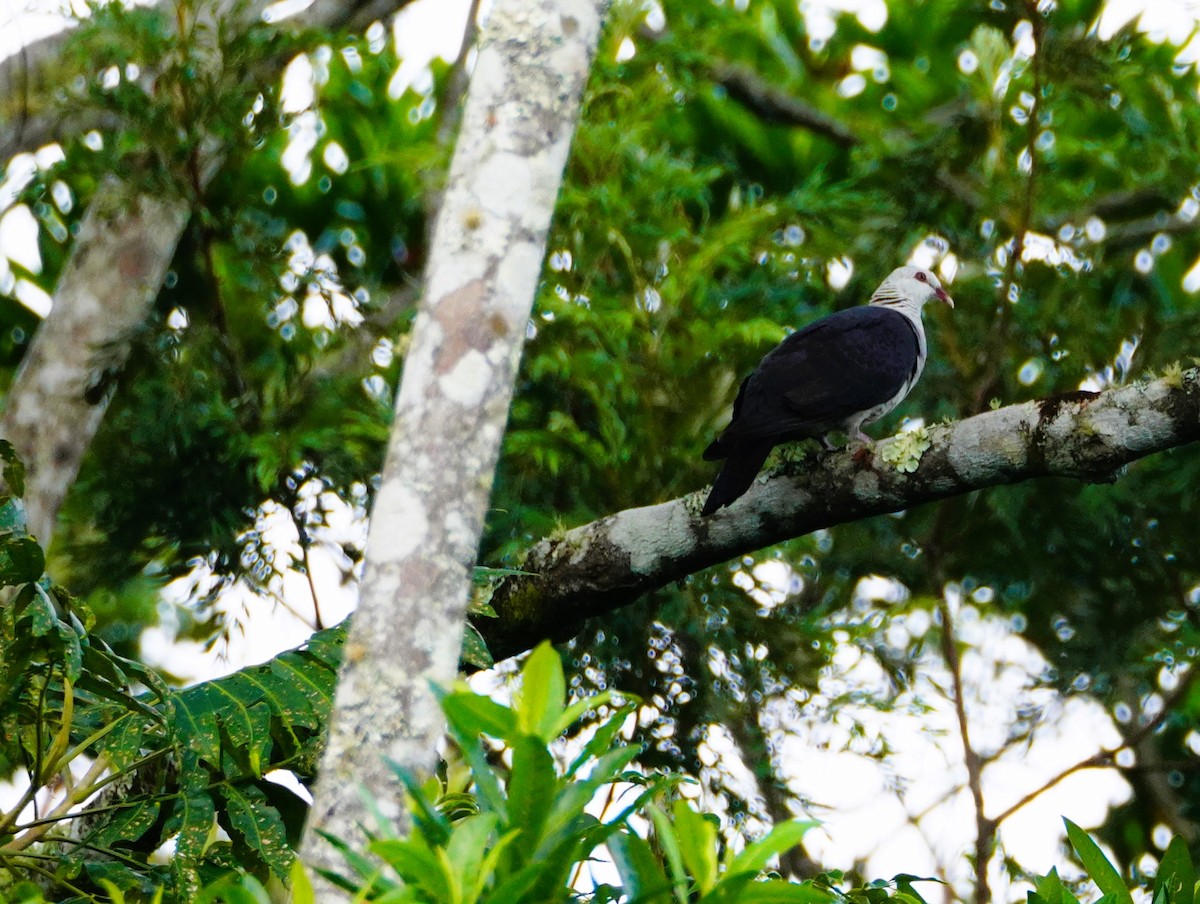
[461,622,494,669]
[289,859,316,904]
[0,536,44,587]
[84,798,161,849]
[648,803,690,904]
[163,780,217,862]
[1064,818,1134,904]
[505,734,558,853]
[369,838,454,901]
[171,688,222,764]
[442,689,518,743]
[217,783,293,879]
[513,642,565,741]
[673,800,719,894]
[607,830,673,904]
[1156,836,1195,904]
[445,812,500,902]
[1035,867,1082,904]
[0,440,26,497]
[726,820,819,878]
[728,883,838,904]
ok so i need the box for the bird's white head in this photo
[871,265,955,311]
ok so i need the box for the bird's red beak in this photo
[935,287,954,308]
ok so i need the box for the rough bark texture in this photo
[0,180,190,547]
[300,0,607,882]
[0,0,418,549]
[482,375,1200,660]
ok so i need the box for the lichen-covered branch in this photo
[483,374,1200,660]
[299,0,607,883]
[0,179,190,548]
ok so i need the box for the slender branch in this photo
[301,538,325,630]
[988,667,1200,828]
[0,754,110,853]
[936,596,993,904]
[707,61,859,148]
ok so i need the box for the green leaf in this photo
[726,819,819,878]
[288,859,316,904]
[193,872,272,904]
[217,783,293,879]
[163,769,217,862]
[485,863,546,904]
[648,803,690,904]
[1155,836,1195,904]
[369,838,453,901]
[1064,818,1134,904]
[442,690,517,744]
[0,440,26,497]
[461,622,494,669]
[607,830,673,904]
[513,642,565,741]
[445,813,500,903]
[84,798,161,849]
[0,536,44,587]
[566,701,639,778]
[505,734,558,852]
[673,800,719,894]
[1033,867,1080,904]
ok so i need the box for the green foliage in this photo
[319,642,850,903]
[0,469,348,900]
[4,0,1200,895]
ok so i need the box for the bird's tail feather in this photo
[700,441,774,516]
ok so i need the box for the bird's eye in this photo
[915,271,928,282]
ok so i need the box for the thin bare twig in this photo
[988,667,1200,829]
[936,595,994,904]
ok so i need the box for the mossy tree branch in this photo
[481,371,1200,660]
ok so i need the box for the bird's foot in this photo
[851,444,874,465]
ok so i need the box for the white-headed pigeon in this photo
[700,265,954,517]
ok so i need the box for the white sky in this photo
[0,0,1195,898]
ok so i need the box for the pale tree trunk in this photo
[299,0,607,883]
[0,180,189,547]
[0,0,418,548]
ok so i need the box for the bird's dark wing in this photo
[714,306,920,447]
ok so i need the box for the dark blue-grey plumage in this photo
[700,266,952,516]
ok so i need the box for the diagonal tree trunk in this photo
[0,0,420,549]
[0,179,189,547]
[299,0,608,885]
